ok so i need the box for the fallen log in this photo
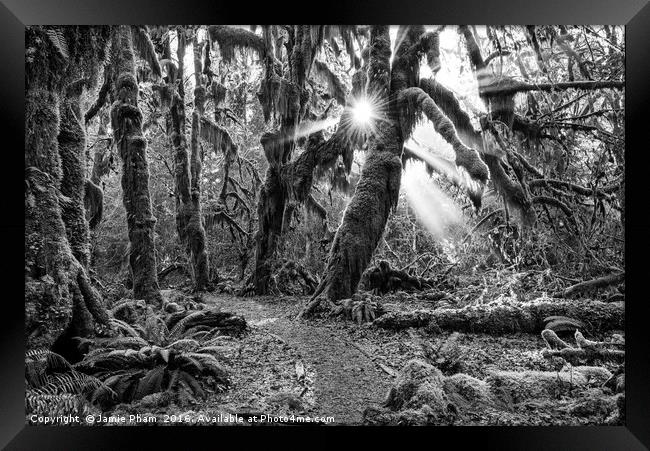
[373,298,623,334]
[363,359,619,425]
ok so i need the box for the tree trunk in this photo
[253,26,364,295]
[188,30,210,290]
[170,30,192,253]
[252,26,310,294]
[110,25,162,305]
[322,26,401,301]
[25,27,110,351]
[253,131,288,293]
[56,90,96,341]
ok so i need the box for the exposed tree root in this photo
[244,259,319,297]
[541,328,625,365]
[360,260,434,294]
[330,294,387,324]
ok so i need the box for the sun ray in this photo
[402,160,468,244]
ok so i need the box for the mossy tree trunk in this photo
[322,26,401,301]
[109,25,162,305]
[170,29,192,253]
[25,26,110,352]
[188,29,210,290]
[252,26,360,294]
[254,131,289,293]
[252,26,318,294]
[299,26,488,315]
[56,88,96,341]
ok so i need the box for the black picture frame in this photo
[4,0,649,448]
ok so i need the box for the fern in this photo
[26,392,86,418]
[45,27,69,60]
[175,370,205,399]
[26,349,115,417]
[110,318,142,338]
[134,365,166,400]
[26,349,71,388]
[168,311,206,339]
[167,338,201,351]
[94,336,148,350]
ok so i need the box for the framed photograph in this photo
[4,0,649,448]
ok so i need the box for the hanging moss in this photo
[419,78,534,221]
[257,76,302,126]
[211,83,227,108]
[200,116,238,157]
[311,59,347,106]
[130,25,162,79]
[398,87,489,186]
[207,25,265,63]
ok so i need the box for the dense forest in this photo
[25,25,625,426]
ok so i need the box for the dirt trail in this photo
[204,294,393,424]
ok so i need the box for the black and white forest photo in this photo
[25,24,627,427]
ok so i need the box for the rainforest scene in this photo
[25,24,625,426]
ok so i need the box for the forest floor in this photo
[141,281,623,426]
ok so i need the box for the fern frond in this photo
[197,346,230,355]
[176,370,205,398]
[36,371,104,397]
[25,349,72,388]
[186,353,229,380]
[110,318,143,338]
[45,27,70,60]
[26,391,84,417]
[26,349,71,370]
[167,338,200,351]
[169,311,206,339]
[109,298,145,316]
[93,336,149,350]
[134,365,165,400]
[176,354,204,374]
[183,325,213,338]
[130,25,162,78]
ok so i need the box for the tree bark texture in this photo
[110,25,162,305]
[25,27,110,350]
